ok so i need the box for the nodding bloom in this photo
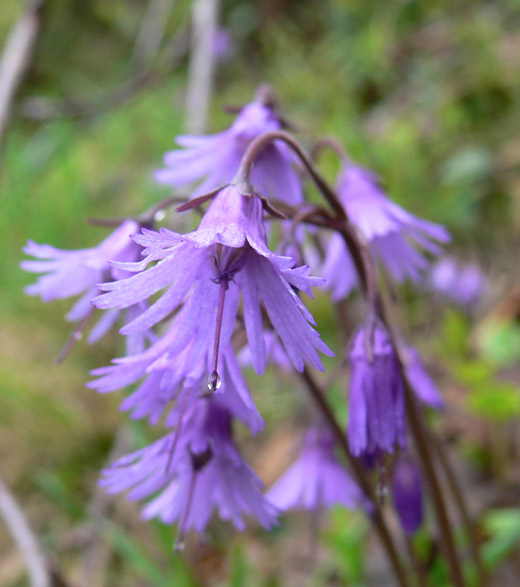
[403,346,444,410]
[21,220,145,346]
[347,321,406,457]
[90,328,264,434]
[101,398,279,533]
[323,164,450,301]
[154,98,303,205]
[93,186,333,388]
[428,256,485,308]
[267,428,370,512]
[392,457,424,534]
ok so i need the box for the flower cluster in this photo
[22,91,450,547]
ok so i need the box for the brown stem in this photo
[234,129,346,219]
[431,433,488,586]
[401,380,466,587]
[300,369,411,587]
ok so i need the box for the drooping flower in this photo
[403,346,444,410]
[428,256,485,308]
[392,457,424,535]
[323,164,450,300]
[154,97,303,204]
[21,220,147,347]
[101,398,278,533]
[93,186,333,380]
[347,321,406,457]
[267,428,369,512]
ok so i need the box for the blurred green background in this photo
[1,0,520,584]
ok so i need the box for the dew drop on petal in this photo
[207,370,221,392]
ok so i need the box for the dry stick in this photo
[0,474,50,587]
[0,0,48,149]
[184,0,220,134]
[132,0,176,69]
[300,369,411,587]
[431,433,488,586]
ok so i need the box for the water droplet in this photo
[73,331,83,341]
[154,209,166,222]
[207,370,221,392]
[173,541,185,554]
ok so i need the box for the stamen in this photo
[173,470,198,554]
[208,277,228,393]
[56,306,96,364]
[165,389,191,474]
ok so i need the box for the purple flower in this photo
[101,399,278,532]
[392,457,423,534]
[154,101,303,204]
[267,428,369,512]
[21,220,144,345]
[428,256,485,308]
[90,327,264,434]
[93,186,332,378]
[323,164,450,300]
[403,346,444,410]
[347,322,406,456]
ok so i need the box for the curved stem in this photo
[310,136,350,162]
[300,369,411,587]
[234,129,346,219]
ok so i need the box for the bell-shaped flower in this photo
[428,256,485,308]
[21,220,148,348]
[347,321,406,456]
[93,186,333,382]
[101,399,278,533]
[392,457,424,535]
[154,99,303,204]
[267,428,369,512]
[323,164,450,300]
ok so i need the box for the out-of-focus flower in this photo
[323,164,450,300]
[101,399,278,533]
[348,321,406,457]
[154,99,303,204]
[428,256,485,308]
[93,186,332,378]
[392,457,424,534]
[21,220,143,345]
[212,27,235,62]
[403,346,444,410]
[267,428,369,512]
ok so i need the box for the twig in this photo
[0,474,50,587]
[20,28,189,121]
[184,0,220,134]
[77,426,132,587]
[132,0,177,70]
[0,0,48,149]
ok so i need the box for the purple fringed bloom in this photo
[21,220,145,346]
[348,322,406,457]
[428,256,485,308]
[323,164,450,300]
[392,457,424,534]
[403,346,444,410]
[154,100,303,204]
[267,428,369,512]
[93,186,332,379]
[101,399,278,533]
